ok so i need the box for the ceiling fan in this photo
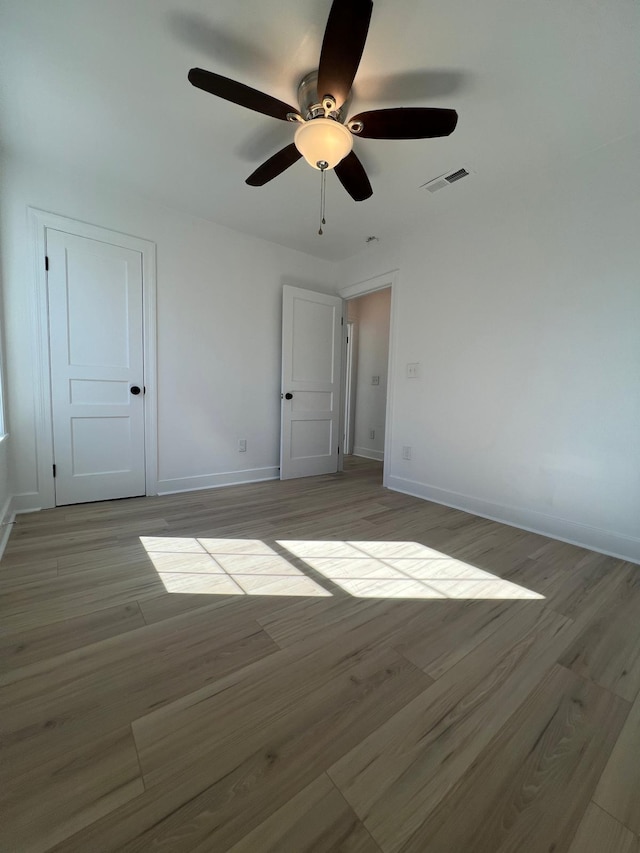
[187,0,458,203]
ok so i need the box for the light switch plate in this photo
[407,363,419,378]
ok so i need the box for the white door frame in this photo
[27,208,158,509]
[339,270,398,488]
[343,322,355,455]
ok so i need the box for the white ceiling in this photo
[1,0,638,260]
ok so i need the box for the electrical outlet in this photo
[402,445,412,460]
[407,363,419,378]
[371,375,380,386]
[369,429,375,440]
[238,439,247,452]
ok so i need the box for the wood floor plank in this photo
[509,548,630,622]
[558,565,640,702]
[593,687,640,835]
[394,598,545,678]
[56,542,156,574]
[0,570,166,635]
[227,774,381,853]
[567,803,639,853]
[1,725,144,853]
[0,557,58,587]
[0,557,157,609]
[256,595,427,650]
[3,515,168,559]
[561,615,640,703]
[397,665,629,853]
[0,601,146,670]
[9,511,167,539]
[137,589,238,623]
[329,605,574,853]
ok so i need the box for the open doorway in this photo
[343,287,392,474]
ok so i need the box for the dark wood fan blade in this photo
[246,144,302,186]
[335,151,372,201]
[317,0,373,109]
[350,107,458,139]
[188,68,297,121]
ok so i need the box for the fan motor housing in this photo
[297,71,352,123]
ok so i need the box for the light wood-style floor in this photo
[1,457,639,852]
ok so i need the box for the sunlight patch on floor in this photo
[139,537,543,600]
[139,537,331,597]
[278,540,544,600]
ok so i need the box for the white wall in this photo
[0,155,337,507]
[349,288,391,461]
[339,133,640,563]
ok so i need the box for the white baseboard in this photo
[353,448,384,462]
[386,474,640,566]
[11,492,46,512]
[157,466,280,496]
[6,467,281,508]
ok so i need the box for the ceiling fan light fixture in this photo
[188,1,458,206]
[294,118,353,170]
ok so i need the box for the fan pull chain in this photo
[318,164,327,235]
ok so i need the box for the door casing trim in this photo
[27,207,158,509]
[339,270,398,489]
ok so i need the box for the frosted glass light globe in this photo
[294,118,353,170]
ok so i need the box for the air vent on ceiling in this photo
[421,167,471,193]
[445,168,469,183]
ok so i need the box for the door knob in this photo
[130,385,141,395]
[285,392,293,400]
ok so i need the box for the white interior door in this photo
[280,285,343,480]
[47,228,146,505]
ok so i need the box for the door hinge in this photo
[341,316,344,325]
[337,446,340,454]
[45,256,49,271]
[52,464,56,478]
